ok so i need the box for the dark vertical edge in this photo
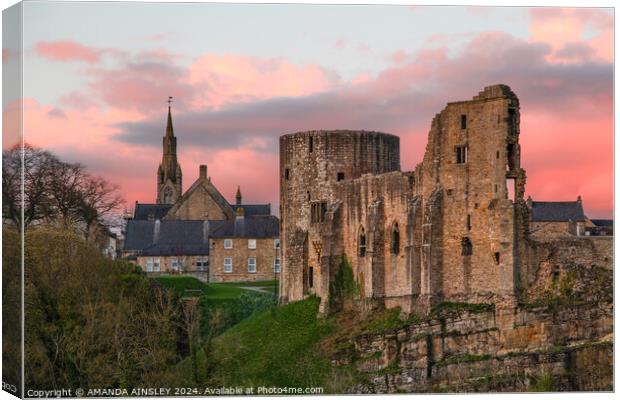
[2,1,24,398]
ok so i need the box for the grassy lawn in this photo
[154,276,250,300]
[222,280,278,287]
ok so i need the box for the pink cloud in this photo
[35,40,101,63]
[529,8,613,63]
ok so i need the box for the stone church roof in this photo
[530,201,586,222]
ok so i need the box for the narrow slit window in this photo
[391,223,400,255]
[494,252,500,265]
[358,227,367,257]
[309,136,314,153]
[467,214,472,231]
[461,115,467,129]
[337,172,345,181]
[285,168,290,180]
[455,146,468,164]
[308,266,314,288]
[461,237,472,256]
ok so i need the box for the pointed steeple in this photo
[165,97,174,137]
[156,97,182,204]
[236,186,242,205]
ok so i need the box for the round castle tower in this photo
[279,130,400,303]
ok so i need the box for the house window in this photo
[274,257,281,273]
[146,257,153,272]
[171,258,179,271]
[308,266,314,288]
[153,257,160,272]
[337,172,345,181]
[391,223,400,255]
[248,258,257,273]
[248,239,257,249]
[224,239,233,249]
[195,256,208,272]
[310,201,328,223]
[358,227,367,257]
[285,168,290,180]
[461,237,472,256]
[224,257,233,273]
[274,239,280,249]
[455,146,468,164]
[494,252,500,265]
[461,115,467,129]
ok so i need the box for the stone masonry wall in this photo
[209,237,280,283]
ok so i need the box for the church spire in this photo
[165,96,174,137]
[156,97,182,204]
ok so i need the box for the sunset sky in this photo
[3,3,614,218]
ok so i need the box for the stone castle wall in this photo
[279,85,537,313]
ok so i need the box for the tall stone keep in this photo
[156,105,183,204]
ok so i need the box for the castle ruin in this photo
[279,85,541,314]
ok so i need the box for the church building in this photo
[123,103,280,283]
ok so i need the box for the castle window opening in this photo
[461,237,473,256]
[507,143,516,170]
[307,191,311,201]
[506,178,516,201]
[359,227,367,257]
[508,108,516,116]
[552,265,560,283]
[447,189,453,196]
[455,146,468,164]
[309,136,314,153]
[467,214,472,231]
[311,201,328,223]
[461,114,467,129]
[308,267,314,288]
[337,172,345,181]
[391,223,400,255]
[285,168,290,180]
[494,252,500,265]
[496,150,500,159]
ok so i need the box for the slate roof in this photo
[210,215,280,238]
[133,203,172,220]
[591,219,613,227]
[230,204,271,217]
[530,201,586,222]
[123,219,226,256]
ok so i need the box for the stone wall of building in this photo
[530,221,585,238]
[210,237,280,283]
[136,254,208,273]
[279,130,401,306]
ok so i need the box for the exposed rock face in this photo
[347,303,612,393]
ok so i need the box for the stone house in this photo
[209,209,281,282]
[527,196,588,237]
[122,105,279,282]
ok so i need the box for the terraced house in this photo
[122,105,280,282]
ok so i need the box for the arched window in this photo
[358,227,366,257]
[391,222,400,255]
[461,237,472,256]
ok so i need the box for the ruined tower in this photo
[156,104,183,204]
[279,85,528,314]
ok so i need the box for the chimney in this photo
[202,220,210,244]
[199,165,207,180]
[153,219,161,243]
[577,195,582,203]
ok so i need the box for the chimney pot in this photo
[199,165,207,180]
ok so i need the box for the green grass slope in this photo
[207,297,360,391]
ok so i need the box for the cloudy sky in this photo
[4,3,613,218]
